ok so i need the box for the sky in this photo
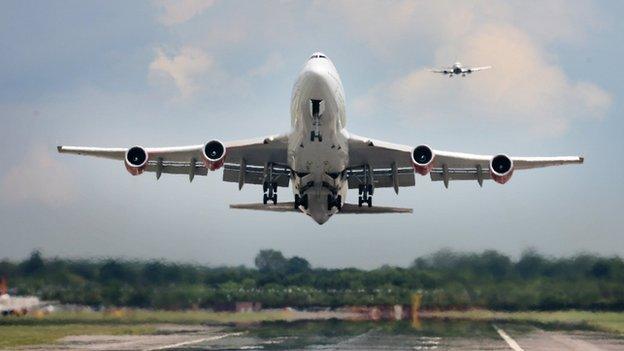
[0,0,622,268]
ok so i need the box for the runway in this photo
[16,320,624,350]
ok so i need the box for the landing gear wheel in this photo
[367,197,372,207]
[263,193,269,205]
[295,194,309,209]
[327,194,333,211]
[272,183,278,192]
[272,194,277,204]
[358,184,364,195]
[294,194,301,209]
[367,184,374,195]
[358,196,364,207]
[335,195,342,211]
[263,182,269,193]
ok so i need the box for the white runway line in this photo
[493,325,525,351]
[144,332,244,351]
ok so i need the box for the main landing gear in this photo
[262,163,280,205]
[263,181,277,204]
[327,194,342,211]
[357,164,374,207]
[294,193,309,209]
[358,184,373,207]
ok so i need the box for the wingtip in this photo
[579,156,585,163]
[57,146,63,153]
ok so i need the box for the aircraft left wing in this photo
[430,68,451,74]
[346,133,583,191]
[58,134,289,186]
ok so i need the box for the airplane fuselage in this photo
[288,53,348,224]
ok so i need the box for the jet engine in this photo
[202,140,226,170]
[412,145,435,175]
[489,154,514,184]
[125,146,149,176]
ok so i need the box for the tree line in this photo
[1,249,623,311]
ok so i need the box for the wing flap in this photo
[347,167,415,189]
[223,164,290,187]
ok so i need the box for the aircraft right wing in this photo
[346,133,583,191]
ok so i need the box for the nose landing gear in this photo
[310,99,324,142]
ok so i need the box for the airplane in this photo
[58,52,583,224]
[431,62,491,77]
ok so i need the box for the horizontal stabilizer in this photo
[230,203,412,214]
[230,202,298,212]
[339,203,412,214]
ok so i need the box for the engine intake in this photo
[489,154,514,184]
[412,145,435,175]
[202,140,226,171]
[125,146,149,176]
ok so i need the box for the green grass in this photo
[0,324,156,349]
[421,309,624,334]
[0,309,292,326]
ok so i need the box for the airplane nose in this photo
[301,65,330,91]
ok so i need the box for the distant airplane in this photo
[431,62,491,77]
[58,52,582,224]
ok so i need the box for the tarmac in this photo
[15,320,624,351]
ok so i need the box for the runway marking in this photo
[144,332,244,351]
[493,325,524,351]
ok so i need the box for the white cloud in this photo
[149,46,215,99]
[344,2,611,136]
[1,145,77,206]
[155,0,216,26]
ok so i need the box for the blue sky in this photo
[0,1,622,268]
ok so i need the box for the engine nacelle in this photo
[125,146,149,176]
[411,145,435,175]
[489,154,514,184]
[202,140,226,171]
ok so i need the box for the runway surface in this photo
[17,320,624,350]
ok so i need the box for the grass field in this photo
[0,324,156,349]
[421,309,624,334]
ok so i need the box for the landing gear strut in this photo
[357,164,374,207]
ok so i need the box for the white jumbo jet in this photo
[58,52,582,224]
[431,62,491,77]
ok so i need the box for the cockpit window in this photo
[309,54,327,59]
